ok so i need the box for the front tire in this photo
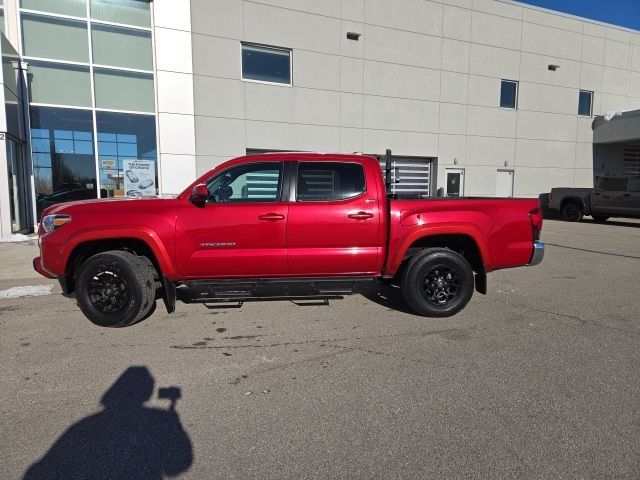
[75,251,156,327]
[561,202,583,222]
[401,248,474,317]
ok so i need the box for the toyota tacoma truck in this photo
[549,176,640,222]
[33,152,544,327]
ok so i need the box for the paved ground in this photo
[1,219,639,479]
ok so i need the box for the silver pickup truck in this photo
[549,177,640,222]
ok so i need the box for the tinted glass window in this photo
[297,163,365,201]
[578,90,593,116]
[600,177,628,191]
[500,80,518,109]
[242,44,291,84]
[207,163,282,202]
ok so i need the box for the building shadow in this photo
[23,366,193,480]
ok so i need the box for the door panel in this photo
[287,161,382,275]
[496,170,514,197]
[591,177,628,215]
[175,162,289,278]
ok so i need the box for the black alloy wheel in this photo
[76,250,156,327]
[422,265,461,306]
[87,269,130,314]
[401,248,474,317]
[561,202,583,222]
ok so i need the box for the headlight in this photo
[42,214,72,233]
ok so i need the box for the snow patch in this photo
[0,234,35,243]
[0,285,53,299]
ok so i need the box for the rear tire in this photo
[561,202,583,222]
[592,215,609,223]
[75,250,156,327]
[401,248,474,317]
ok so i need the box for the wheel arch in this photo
[388,232,488,294]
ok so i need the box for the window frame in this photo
[578,90,593,117]
[240,42,293,87]
[500,79,519,110]
[294,161,367,203]
[205,161,285,204]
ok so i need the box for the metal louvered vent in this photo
[242,171,280,200]
[623,145,640,176]
[379,156,432,198]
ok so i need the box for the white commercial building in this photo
[0,0,639,235]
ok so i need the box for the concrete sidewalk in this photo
[0,239,57,291]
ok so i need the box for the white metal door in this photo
[496,169,514,197]
[445,168,464,197]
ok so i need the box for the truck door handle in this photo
[348,211,374,220]
[258,213,285,221]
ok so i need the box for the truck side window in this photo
[206,163,282,202]
[599,178,628,192]
[297,162,365,201]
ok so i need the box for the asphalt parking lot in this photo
[1,218,639,479]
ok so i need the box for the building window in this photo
[241,44,291,85]
[31,106,97,218]
[21,0,157,209]
[500,80,518,109]
[578,90,593,117]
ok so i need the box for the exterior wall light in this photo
[548,64,560,71]
[346,32,361,40]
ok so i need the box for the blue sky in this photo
[517,0,640,31]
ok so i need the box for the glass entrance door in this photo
[6,138,29,233]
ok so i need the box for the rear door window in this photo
[296,162,365,201]
[599,178,628,191]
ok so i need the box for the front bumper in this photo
[528,242,545,266]
[33,256,56,279]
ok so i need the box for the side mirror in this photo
[190,184,208,207]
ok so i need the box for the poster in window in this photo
[123,159,156,197]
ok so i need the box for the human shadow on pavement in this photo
[23,366,193,480]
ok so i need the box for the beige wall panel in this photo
[466,136,515,166]
[439,102,468,135]
[469,43,520,79]
[243,2,341,54]
[604,40,630,69]
[294,51,341,91]
[364,0,443,36]
[363,96,440,133]
[365,24,442,69]
[442,38,471,74]
[471,11,522,50]
[515,138,575,169]
[440,71,469,104]
[521,22,582,61]
[245,83,341,126]
[520,52,580,88]
[363,129,438,157]
[516,111,577,141]
[364,61,441,101]
[193,76,245,119]
[443,5,472,41]
[246,120,341,151]
[467,106,517,138]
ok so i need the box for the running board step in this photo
[176,277,375,303]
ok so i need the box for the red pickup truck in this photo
[33,152,544,327]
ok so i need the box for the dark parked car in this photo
[549,177,640,222]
